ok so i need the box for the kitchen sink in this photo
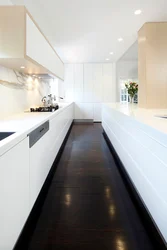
[0,132,15,141]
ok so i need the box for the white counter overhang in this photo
[0,102,74,157]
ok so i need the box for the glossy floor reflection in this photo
[27,124,155,250]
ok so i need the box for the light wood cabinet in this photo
[138,22,167,108]
[0,6,64,80]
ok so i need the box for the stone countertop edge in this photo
[0,102,73,157]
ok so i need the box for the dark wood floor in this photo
[27,124,155,250]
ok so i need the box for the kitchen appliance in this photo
[30,105,59,112]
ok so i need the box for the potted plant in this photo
[125,82,138,103]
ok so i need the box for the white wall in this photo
[64,63,116,121]
[0,65,50,118]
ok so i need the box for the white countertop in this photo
[0,102,73,156]
[103,102,167,135]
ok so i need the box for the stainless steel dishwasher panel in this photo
[28,121,49,148]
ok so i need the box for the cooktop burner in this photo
[30,105,59,112]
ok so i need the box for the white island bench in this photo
[102,103,167,247]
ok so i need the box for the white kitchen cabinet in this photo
[93,103,102,122]
[83,64,94,102]
[64,63,117,121]
[82,103,94,119]
[74,103,93,120]
[75,103,84,119]
[84,64,103,103]
[93,64,103,103]
[26,15,64,80]
[0,6,64,80]
[74,64,84,102]
[64,64,74,102]
[0,137,29,250]
[29,104,74,209]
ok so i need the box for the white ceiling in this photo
[10,0,167,63]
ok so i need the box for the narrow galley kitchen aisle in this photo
[26,124,155,250]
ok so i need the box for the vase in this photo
[129,96,134,104]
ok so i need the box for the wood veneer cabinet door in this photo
[138,22,167,108]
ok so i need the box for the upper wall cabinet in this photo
[0,6,64,80]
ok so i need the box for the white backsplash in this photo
[0,66,50,119]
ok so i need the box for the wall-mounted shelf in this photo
[0,6,64,80]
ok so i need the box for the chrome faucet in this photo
[41,95,56,106]
[41,96,47,106]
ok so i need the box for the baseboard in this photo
[103,129,167,250]
[74,119,93,124]
[13,121,73,250]
[73,119,102,124]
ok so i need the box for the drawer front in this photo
[28,121,49,148]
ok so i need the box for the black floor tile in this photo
[27,124,155,250]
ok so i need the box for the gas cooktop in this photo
[30,105,59,112]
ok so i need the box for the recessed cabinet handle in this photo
[40,128,44,133]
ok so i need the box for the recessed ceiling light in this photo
[20,66,25,69]
[106,58,110,61]
[134,9,142,15]
[118,38,123,42]
[110,52,114,55]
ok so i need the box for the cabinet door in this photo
[0,138,29,250]
[30,104,74,208]
[83,64,94,102]
[83,103,94,119]
[74,64,84,102]
[29,124,57,209]
[75,103,84,119]
[26,14,64,80]
[64,64,74,102]
[93,64,103,103]
[75,103,93,120]
[94,103,102,122]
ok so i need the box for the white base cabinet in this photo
[0,103,74,250]
[0,138,29,250]
[29,104,73,209]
